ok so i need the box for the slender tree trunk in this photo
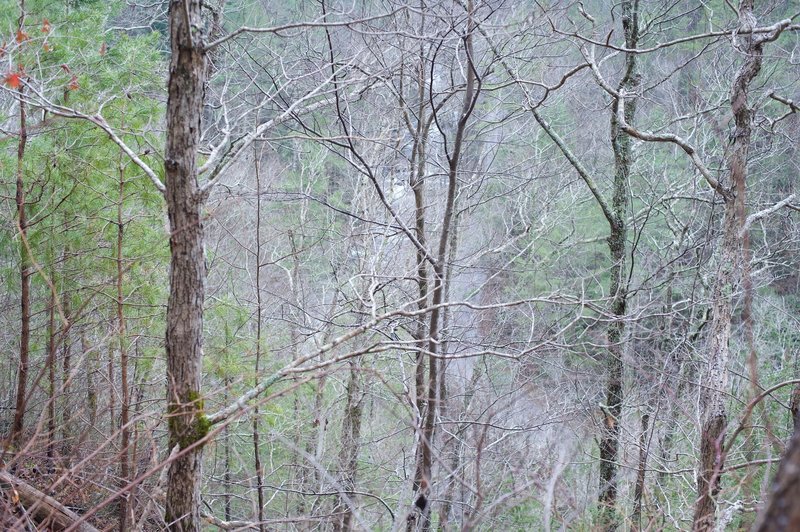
[410,8,477,529]
[598,3,638,528]
[163,0,209,529]
[692,3,768,529]
[429,169,465,530]
[61,285,73,455]
[410,43,432,511]
[11,3,30,447]
[251,144,266,531]
[408,98,431,532]
[47,289,57,469]
[118,159,131,531]
[85,333,97,427]
[223,376,232,523]
[109,342,116,428]
[130,347,148,530]
[632,413,650,530]
[438,354,481,531]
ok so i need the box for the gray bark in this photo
[163,0,209,529]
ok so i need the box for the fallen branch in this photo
[0,471,99,532]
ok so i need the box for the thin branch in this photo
[555,19,796,55]
[206,293,604,425]
[203,8,407,51]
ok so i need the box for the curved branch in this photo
[585,55,727,199]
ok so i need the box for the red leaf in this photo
[4,72,21,89]
[15,29,29,43]
[68,75,79,91]
[43,42,52,52]
[99,42,106,56]
[41,18,51,33]
[60,64,71,73]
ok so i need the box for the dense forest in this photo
[1,0,799,530]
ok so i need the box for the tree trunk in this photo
[252,143,266,531]
[85,333,97,427]
[163,0,209,529]
[61,285,73,455]
[118,158,131,531]
[11,3,30,445]
[791,380,800,433]
[597,2,638,528]
[692,3,766,528]
[409,8,476,526]
[692,183,738,532]
[632,413,650,530]
[333,358,365,532]
[751,423,800,531]
[223,376,232,523]
[109,343,116,428]
[47,289,57,469]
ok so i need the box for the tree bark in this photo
[60,283,73,455]
[163,0,209,529]
[632,413,650,530]
[47,289,57,468]
[251,143,266,531]
[11,3,30,447]
[85,333,97,427]
[118,157,131,531]
[108,343,116,429]
[333,358,364,532]
[597,2,638,528]
[692,2,767,529]
[409,6,477,529]
[751,424,800,531]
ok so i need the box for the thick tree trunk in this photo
[751,424,800,531]
[692,3,765,529]
[163,0,209,529]
[692,174,739,532]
